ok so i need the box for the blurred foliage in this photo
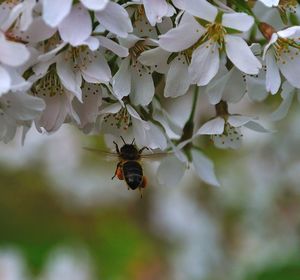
[0,165,168,279]
[245,258,300,280]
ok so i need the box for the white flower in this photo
[0,6,30,95]
[205,65,268,105]
[195,102,270,149]
[98,101,167,149]
[56,47,111,101]
[131,0,175,26]
[0,91,45,143]
[32,71,77,133]
[112,35,157,105]
[263,26,300,94]
[72,83,103,133]
[270,81,300,121]
[157,145,220,187]
[58,3,100,50]
[159,2,261,86]
[42,0,108,27]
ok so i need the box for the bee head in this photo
[120,144,139,160]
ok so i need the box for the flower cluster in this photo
[1,0,300,186]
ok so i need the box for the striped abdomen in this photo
[122,161,143,190]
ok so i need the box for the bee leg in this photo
[138,146,149,154]
[113,141,120,154]
[138,187,143,199]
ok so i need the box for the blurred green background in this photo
[0,103,300,280]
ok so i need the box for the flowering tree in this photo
[1,0,300,186]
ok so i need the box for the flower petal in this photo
[225,35,261,75]
[243,121,271,133]
[130,65,154,106]
[138,47,169,74]
[14,17,56,43]
[80,0,108,11]
[0,65,11,96]
[179,0,218,22]
[112,58,131,100]
[191,149,220,187]
[164,54,190,97]
[158,12,204,52]
[227,115,253,127]
[73,83,102,129]
[56,55,82,101]
[81,51,111,83]
[189,40,220,86]
[222,12,254,32]
[270,91,294,121]
[143,0,169,26]
[195,117,225,135]
[157,156,186,187]
[98,36,128,57]
[265,51,281,94]
[278,47,300,88]
[0,33,29,66]
[42,0,72,27]
[205,68,232,105]
[58,4,92,46]
[95,2,132,38]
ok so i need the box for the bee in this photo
[84,136,168,197]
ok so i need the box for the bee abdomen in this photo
[123,161,143,190]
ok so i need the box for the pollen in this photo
[64,46,95,72]
[32,71,64,98]
[273,37,300,64]
[278,0,298,14]
[103,107,133,130]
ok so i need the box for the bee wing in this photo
[83,147,119,161]
[140,152,172,162]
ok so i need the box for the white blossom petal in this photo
[80,0,108,11]
[205,69,232,105]
[0,33,29,66]
[98,36,129,57]
[0,66,11,96]
[130,66,154,106]
[81,52,111,83]
[227,115,253,127]
[56,55,82,101]
[189,40,220,86]
[225,35,261,75]
[222,13,254,32]
[158,13,203,52]
[4,92,45,121]
[179,0,218,22]
[278,47,300,88]
[243,121,271,133]
[258,0,279,7]
[143,0,169,26]
[191,149,220,187]
[164,54,190,97]
[43,0,72,27]
[138,47,169,74]
[112,58,131,100]
[73,83,102,129]
[265,51,281,94]
[270,97,293,121]
[157,156,186,187]
[59,4,92,46]
[95,2,132,38]
[195,117,225,135]
[14,17,56,43]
